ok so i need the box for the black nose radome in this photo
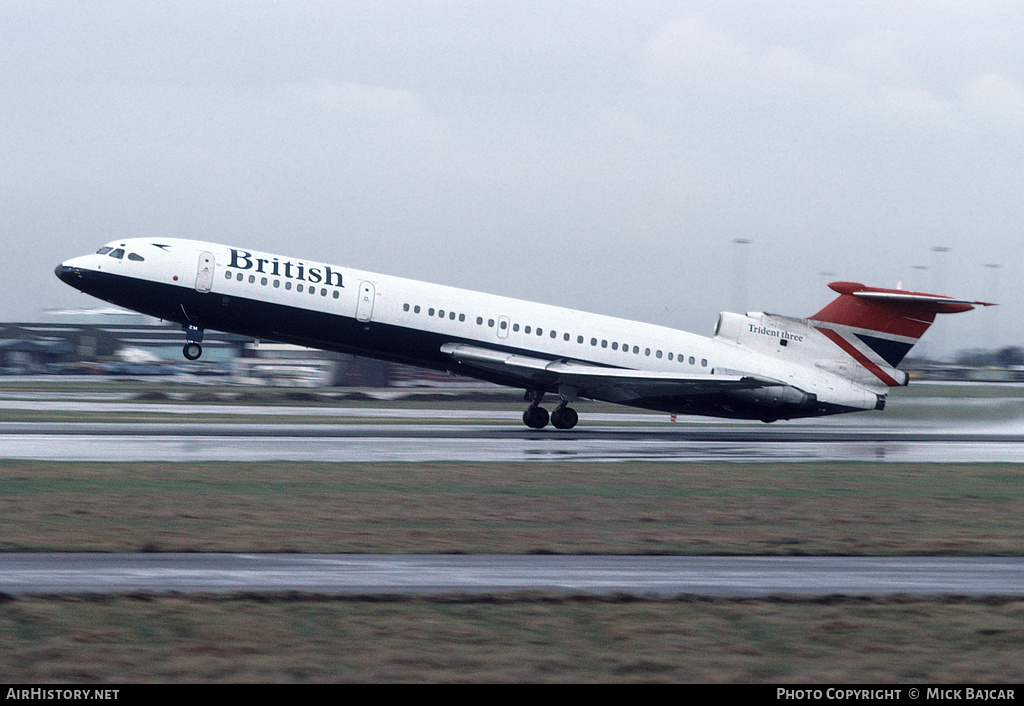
[55,264,77,283]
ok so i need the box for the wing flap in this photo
[440,343,775,400]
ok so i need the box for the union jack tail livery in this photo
[808,282,994,388]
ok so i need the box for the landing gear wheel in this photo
[183,342,203,361]
[550,406,579,430]
[523,405,550,429]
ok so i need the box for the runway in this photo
[3,553,1024,596]
[2,420,1024,462]
[4,393,1023,598]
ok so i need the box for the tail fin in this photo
[808,281,994,386]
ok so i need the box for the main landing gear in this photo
[182,324,204,360]
[522,389,579,430]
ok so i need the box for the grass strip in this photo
[2,593,1023,682]
[1,460,1022,555]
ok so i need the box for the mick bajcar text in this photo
[777,688,1015,701]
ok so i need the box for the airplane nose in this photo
[55,263,77,283]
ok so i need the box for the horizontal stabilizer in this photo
[825,281,994,314]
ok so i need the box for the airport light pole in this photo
[984,263,1000,351]
[818,272,835,307]
[911,265,928,291]
[732,238,751,314]
[931,246,950,360]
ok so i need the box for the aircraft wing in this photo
[440,343,776,404]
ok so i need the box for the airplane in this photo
[55,238,992,429]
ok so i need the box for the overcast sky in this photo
[5,1,1022,357]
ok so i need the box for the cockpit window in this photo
[128,252,144,261]
[110,249,125,259]
[96,247,113,254]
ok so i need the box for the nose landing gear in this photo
[182,324,204,360]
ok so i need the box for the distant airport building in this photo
[0,308,466,386]
[17,310,1013,384]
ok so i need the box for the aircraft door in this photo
[497,315,510,339]
[356,281,375,322]
[196,252,215,293]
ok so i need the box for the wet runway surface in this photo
[3,420,1024,462]
[4,391,1023,596]
[3,553,1024,596]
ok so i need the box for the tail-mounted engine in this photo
[714,311,814,356]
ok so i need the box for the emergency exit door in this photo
[195,252,215,293]
[356,281,375,322]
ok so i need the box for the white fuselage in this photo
[56,237,883,423]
